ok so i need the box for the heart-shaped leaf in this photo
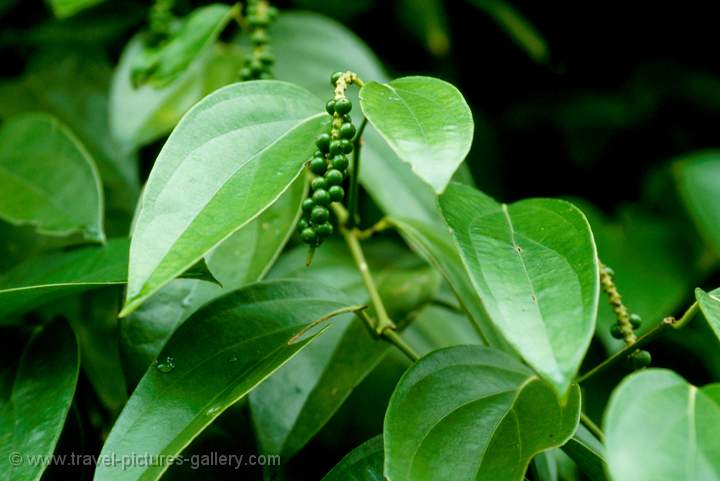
[270,11,442,224]
[0,320,79,481]
[322,435,384,481]
[121,80,327,316]
[675,151,720,255]
[384,345,581,481]
[111,4,240,148]
[389,216,512,351]
[439,182,599,395]
[96,279,361,481]
[0,112,104,242]
[696,287,720,343]
[604,369,720,481]
[359,76,473,193]
[561,424,608,481]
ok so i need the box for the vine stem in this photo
[347,117,368,229]
[577,301,698,384]
[580,413,605,443]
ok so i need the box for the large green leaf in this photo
[95,279,359,481]
[359,76,473,193]
[251,240,439,461]
[389,216,511,350]
[604,369,720,481]
[439,183,599,395]
[675,151,720,256]
[270,11,441,223]
[560,425,608,481]
[322,435,384,481]
[697,287,720,343]
[0,112,104,242]
[0,320,79,481]
[111,5,240,148]
[119,176,305,385]
[384,345,581,481]
[121,80,327,316]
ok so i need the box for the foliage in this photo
[1,1,720,481]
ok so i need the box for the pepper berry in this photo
[331,154,348,170]
[311,177,328,191]
[334,98,352,115]
[328,185,344,202]
[240,0,277,81]
[309,157,327,175]
[315,133,331,152]
[631,349,652,369]
[339,122,356,139]
[325,169,344,185]
[312,189,331,206]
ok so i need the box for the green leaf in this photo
[121,80,327,316]
[119,176,305,385]
[0,112,104,242]
[0,320,79,481]
[697,287,720,343]
[465,0,549,62]
[130,4,236,88]
[560,425,608,481]
[95,279,359,481]
[389,216,512,350]
[359,76,473,193]
[270,11,441,223]
[251,239,438,461]
[675,151,720,256]
[46,0,106,18]
[439,183,599,395]
[384,345,581,481]
[111,6,241,148]
[322,435,384,481]
[604,369,720,481]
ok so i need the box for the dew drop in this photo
[155,356,175,373]
[206,405,221,416]
[180,296,193,307]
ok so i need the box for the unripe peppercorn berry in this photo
[340,139,353,154]
[328,185,344,202]
[610,325,624,340]
[325,99,336,115]
[325,169,343,185]
[329,140,343,156]
[311,206,329,224]
[631,350,651,369]
[331,154,348,170]
[297,218,309,231]
[315,133,331,153]
[334,98,352,115]
[330,71,343,86]
[311,177,327,191]
[339,123,356,139]
[310,157,326,175]
[316,222,333,237]
[629,313,642,329]
[300,227,317,244]
[312,188,331,206]
[301,198,315,213]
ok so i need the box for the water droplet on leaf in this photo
[155,356,175,373]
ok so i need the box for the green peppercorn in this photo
[239,67,252,80]
[334,98,352,115]
[267,6,278,18]
[631,350,652,369]
[325,169,344,185]
[259,72,272,80]
[629,313,642,329]
[343,114,352,123]
[328,185,344,202]
[316,222,333,237]
[311,177,328,191]
[331,154,348,171]
[315,133,331,153]
[251,30,268,45]
[329,139,343,156]
[297,218,309,232]
[340,139,353,154]
[610,324,624,340]
[259,50,275,65]
[325,99,336,115]
[301,198,315,213]
[250,59,264,74]
[300,227,317,244]
[309,157,326,175]
[311,206,330,224]
[312,188,331,206]
[339,122,356,139]
[331,71,343,86]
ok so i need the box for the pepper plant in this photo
[2,1,720,481]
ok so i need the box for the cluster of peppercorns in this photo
[610,313,651,368]
[147,0,175,46]
[297,72,357,248]
[239,0,278,81]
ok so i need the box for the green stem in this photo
[672,301,698,329]
[347,117,368,229]
[580,413,605,443]
[384,329,420,362]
